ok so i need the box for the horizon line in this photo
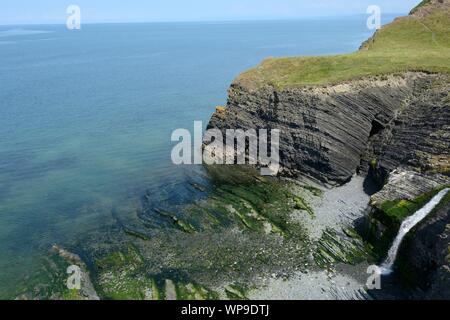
[0,12,405,27]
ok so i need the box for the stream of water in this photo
[381,188,450,275]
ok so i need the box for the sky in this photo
[0,0,423,25]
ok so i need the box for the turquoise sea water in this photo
[0,16,396,298]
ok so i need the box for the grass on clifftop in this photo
[237,4,450,88]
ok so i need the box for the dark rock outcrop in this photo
[207,73,448,186]
[361,74,450,184]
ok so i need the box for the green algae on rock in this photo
[15,246,99,300]
[314,228,373,270]
[17,166,314,300]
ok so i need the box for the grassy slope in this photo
[237,2,450,88]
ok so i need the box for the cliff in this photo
[208,72,448,185]
[206,0,450,298]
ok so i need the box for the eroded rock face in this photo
[207,72,447,186]
[363,74,450,184]
[371,170,449,207]
[358,72,449,298]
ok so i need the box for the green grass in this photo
[237,4,450,88]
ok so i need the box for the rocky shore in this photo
[249,176,372,300]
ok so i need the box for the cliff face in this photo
[208,73,449,186]
[363,74,450,182]
[361,74,449,296]
[208,75,409,184]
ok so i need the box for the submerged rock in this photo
[16,245,100,300]
[51,245,100,300]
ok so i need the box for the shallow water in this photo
[0,16,397,298]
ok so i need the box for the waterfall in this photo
[380,188,449,275]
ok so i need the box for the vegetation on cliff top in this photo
[237,1,450,88]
